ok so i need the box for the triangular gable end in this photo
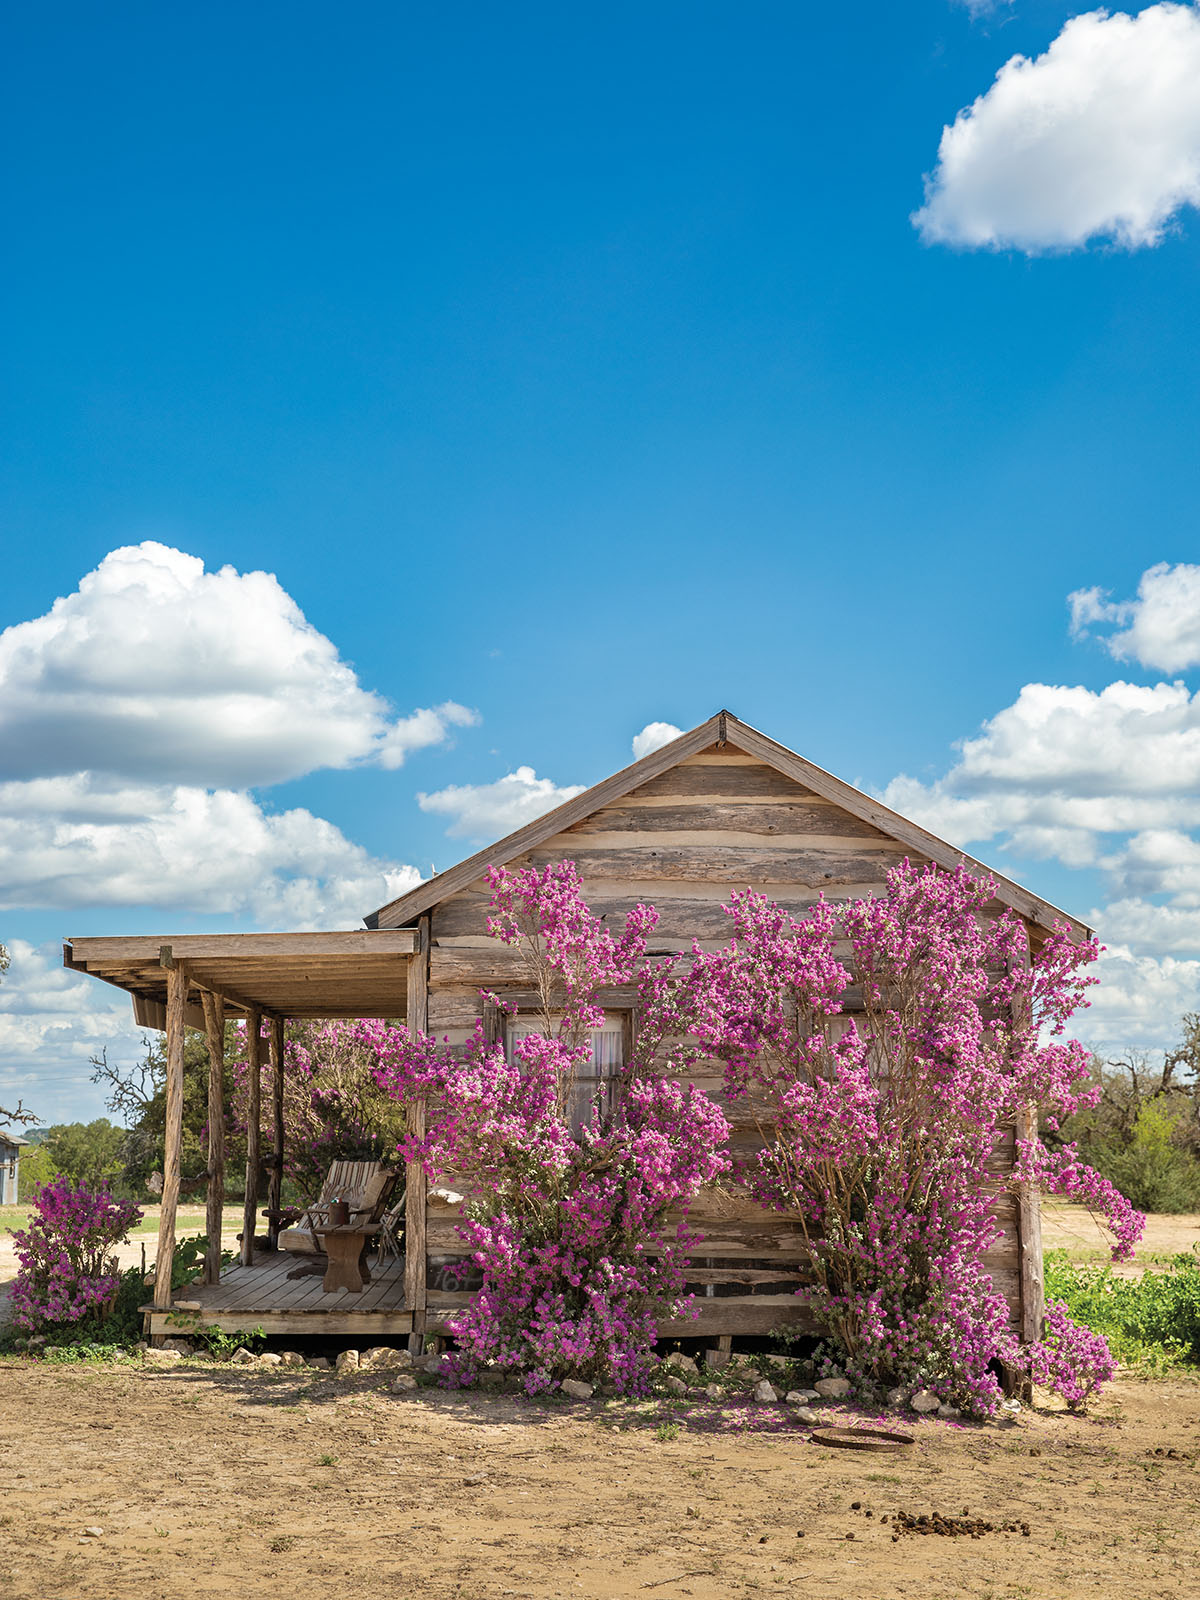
[364,711,1091,942]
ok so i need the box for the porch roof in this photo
[63,929,418,1026]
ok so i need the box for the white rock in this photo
[664,1375,688,1396]
[143,1348,182,1364]
[783,1390,806,1406]
[813,1377,851,1399]
[798,1389,820,1403]
[560,1379,594,1400]
[665,1352,699,1375]
[420,1354,444,1375]
[704,1384,723,1400]
[793,1406,820,1425]
[230,1347,255,1365]
[911,1389,940,1414]
[362,1345,409,1369]
[335,1350,361,1376]
[257,1352,283,1368]
[82,1526,104,1538]
[391,1374,418,1392]
[886,1387,908,1409]
[278,1350,306,1367]
[160,1338,193,1355]
[753,1380,779,1404]
[937,1402,962,1420]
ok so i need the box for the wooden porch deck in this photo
[145,1248,414,1340]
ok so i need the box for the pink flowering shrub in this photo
[9,1177,141,1333]
[369,862,730,1393]
[641,862,1139,1415]
[230,1018,408,1198]
[1024,1298,1117,1409]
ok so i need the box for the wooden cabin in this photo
[64,711,1090,1350]
[0,1133,25,1204]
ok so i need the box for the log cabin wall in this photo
[417,745,1025,1341]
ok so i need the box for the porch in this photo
[147,1246,416,1341]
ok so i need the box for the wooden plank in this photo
[240,1010,262,1269]
[201,989,226,1286]
[406,915,430,1352]
[149,1310,414,1337]
[267,1015,285,1249]
[435,891,854,943]
[625,762,818,802]
[69,930,418,962]
[529,844,911,887]
[566,801,888,839]
[153,962,187,1315]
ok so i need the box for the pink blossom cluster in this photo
[1024,1299,1117,1408]
[370,862,729,1392]
[9,1177,141,1333]
[640,861,1128,1415]
[1015,1139,1144,1261]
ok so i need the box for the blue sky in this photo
[5,1,1200,1121]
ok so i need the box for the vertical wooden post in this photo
[267,1015,285,1249]
[240,1009,263,1269]
[1014,921,1044,1349]
[1016,1101,1045,1346]
[202,990,226,1286]
[154,962,187,1312]
[406,916,430,1354]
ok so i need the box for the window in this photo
[507,1014,626,1135]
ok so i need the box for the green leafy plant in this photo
[1044,1249,1200,1373]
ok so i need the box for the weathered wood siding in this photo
[422,747,1024,1339]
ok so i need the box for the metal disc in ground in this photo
[809,1426,916,1452]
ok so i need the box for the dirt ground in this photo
[1,1357,1197,1600]
[1041,1202,1200,1272]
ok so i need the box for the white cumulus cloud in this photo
[1069,561,1200,672]
[0,774,422,929]
[0,940,146,1125]
[915,4,1200,252]
[0,541,476,787]
[631,721,683,761]
[418,767,585,841]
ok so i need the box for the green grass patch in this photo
[1045,1247,1200,1375]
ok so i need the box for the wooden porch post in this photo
[406,915,430,1355]
[267,1015,286,1249]
[240,1009,263,1268]
[201,990,226,1286]
[154,962,187,1312]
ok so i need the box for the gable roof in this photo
[365,710,1091,941]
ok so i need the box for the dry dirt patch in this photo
[0,1360,1197,1600]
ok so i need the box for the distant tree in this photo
[1059,1016,1200,1213]
[90,1025,248,1197]
[16,1143,55,1201]
[40,1119,127,1191]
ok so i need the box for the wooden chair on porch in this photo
[271,1160,400,1275]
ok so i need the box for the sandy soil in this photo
[1041,1203,1200,1271]
[0,1356,1197,1600]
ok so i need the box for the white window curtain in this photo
[507,1015,626,1134]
